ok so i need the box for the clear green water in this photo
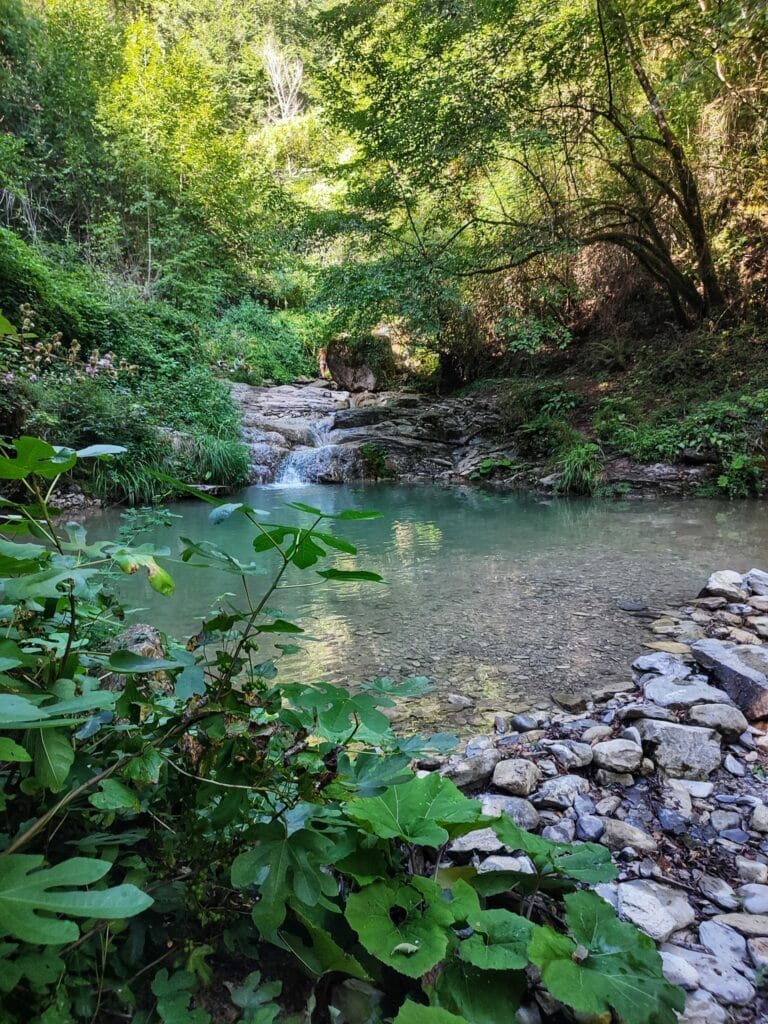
[87,484,768,732]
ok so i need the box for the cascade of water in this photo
[274,444,363,485]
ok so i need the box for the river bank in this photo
[412,567,768,1024]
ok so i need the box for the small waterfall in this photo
[274,444,363,485]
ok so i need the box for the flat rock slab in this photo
[691,639,768,718]
[643,676,732,708]
[713,913,768,938]
[617,880,695,942]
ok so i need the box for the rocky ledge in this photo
[423,567,768,1024]
[232,379,714,492]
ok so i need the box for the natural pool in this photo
[88,484,768,731]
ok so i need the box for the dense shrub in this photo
[205,298,316,384]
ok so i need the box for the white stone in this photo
[736,856,768,884]
[669,778,714,798]
[448,828,505,855]
[491,758,541,796]
[713,913,768,937]
[738,883,768,915]
[750,802,768,833]
[678,989,728,1024]
[660,950,699,990]
[662,945,754,1006]
[477,855,536,874]
[617,880,695,942]
[698,919,748,966]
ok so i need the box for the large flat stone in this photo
[617,880,695,941]
[691,639,768,718]
[634,719,721,778]
[643,676,732,708]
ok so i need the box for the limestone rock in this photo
[448,828,505,855]
[477,854,535,874]
[678,989,728,1024]
[491,759,542,796]
[736,857,768,884]
[634,719,722,779]
[750,803,768,833]
[713,913,768,937]
[691,639,768,718]
[643,676,731,708]
[545,740,593,770]
[738,883,768,914]
[747,937,768,969]
[660,951,699,990]
[532,774,590,809]
[688,702,748,736]
[600,818,657,854]
[698,920,748,966]
[745,567,768,596]
[662,945,754,1005]
[699,875,737,911]
[703,569,747,602]
[480,793,540,831]
[591,738,643,772]
[442,748,501,788]
[617,880,695,942]
[632,652,692,679]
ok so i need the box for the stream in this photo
[87,483,768,733]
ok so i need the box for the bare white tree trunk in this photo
[263,35,304,121]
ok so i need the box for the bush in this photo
[205,298,316,384]
[25,378,249,502]
[0,440,685,1024]
[556,439,606,495]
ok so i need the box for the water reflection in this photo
[85,485,768,731]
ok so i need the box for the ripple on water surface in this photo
[87,484,768,731]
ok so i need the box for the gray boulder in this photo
[491,759,542,796]
[643,676,731,708]
[442,748,501,788]
[592,738,643,772]
[635,719,722,778]
[688,703,748,736]
[745,568,768,596]
[691,639,768,718]
[480,793,540,831]
[703,569,747,602]
[632,652,692,679]
[532,774,590,809]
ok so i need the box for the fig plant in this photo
[0,437,683,1023]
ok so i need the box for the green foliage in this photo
[205,299,316,385]
[556,440,606,496]
[359,442,395,479]
[0,436,684,1022]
